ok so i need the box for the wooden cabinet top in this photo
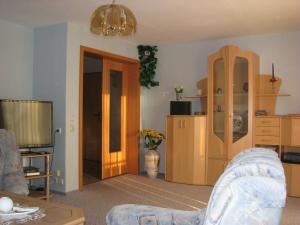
[166,115,207,118]
[256,115,300,119]
[255,115,281,118]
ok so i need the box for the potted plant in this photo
[140,129,165,178]
[174,85,184,101]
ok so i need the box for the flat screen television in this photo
[0,100,53,148]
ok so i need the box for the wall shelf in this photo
[256,93,290,97]
[184,95,207,99]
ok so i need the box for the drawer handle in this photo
[261,130,272,133]
[261,121,272,124]
[261,139,271,142]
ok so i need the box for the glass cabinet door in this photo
[213,58,225,141]
[232,57,249,143]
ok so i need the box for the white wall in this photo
[33,23,68,192]
[65,23,138,192]
[141,31,300,173]
[0,19,33,99]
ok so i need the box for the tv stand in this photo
[20,151,53,200]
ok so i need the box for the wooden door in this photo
[79,46,140,190]
[165,116,206,185]
[172,117,193,183]
[207,48,228,160]
[227,46,257,159]
[283,163,300,197]
[102,59,128,179]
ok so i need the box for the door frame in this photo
[79,46,140,191]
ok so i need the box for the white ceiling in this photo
[0,0,300,43]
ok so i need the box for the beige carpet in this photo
[52,174,300,225]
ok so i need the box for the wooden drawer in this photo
[255,136,280,145]
[256,126,280,136]
[256,117,280,127]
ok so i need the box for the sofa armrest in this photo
[3,172,29,195]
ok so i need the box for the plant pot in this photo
[144,149,160,178]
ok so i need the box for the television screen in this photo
[0,100,53,148]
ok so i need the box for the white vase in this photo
[144,149,160,178]
[176,92,183,101]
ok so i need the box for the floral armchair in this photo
[106,148,286,225]
[0,129,29,195]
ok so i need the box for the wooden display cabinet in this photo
[206,45,259,185]
[165,115,207,185]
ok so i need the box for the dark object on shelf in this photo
[256,109,267,116]
[30,186,45,192]
[25,171,41,176]
[170,101,191,115]
[24,166,40,176]
[270,63,278,83]
[282,152,300,164]
[23,166,39,173]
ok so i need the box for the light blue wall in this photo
[33,23,68,192]
[0,19,33,99]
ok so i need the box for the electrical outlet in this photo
[55,128,62,134]
[54,177,64,185]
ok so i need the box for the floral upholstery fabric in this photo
[0,129,29,195]
[106,148,286,225]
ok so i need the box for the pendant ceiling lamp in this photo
[90,0,137,36]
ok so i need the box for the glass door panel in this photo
[213,58,225,141]
[232,57,248,143]
[109,70,123,152]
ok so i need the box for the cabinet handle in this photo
[178,120,182,128]
[183,120,186,128]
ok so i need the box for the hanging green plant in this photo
[137,45,159,88]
